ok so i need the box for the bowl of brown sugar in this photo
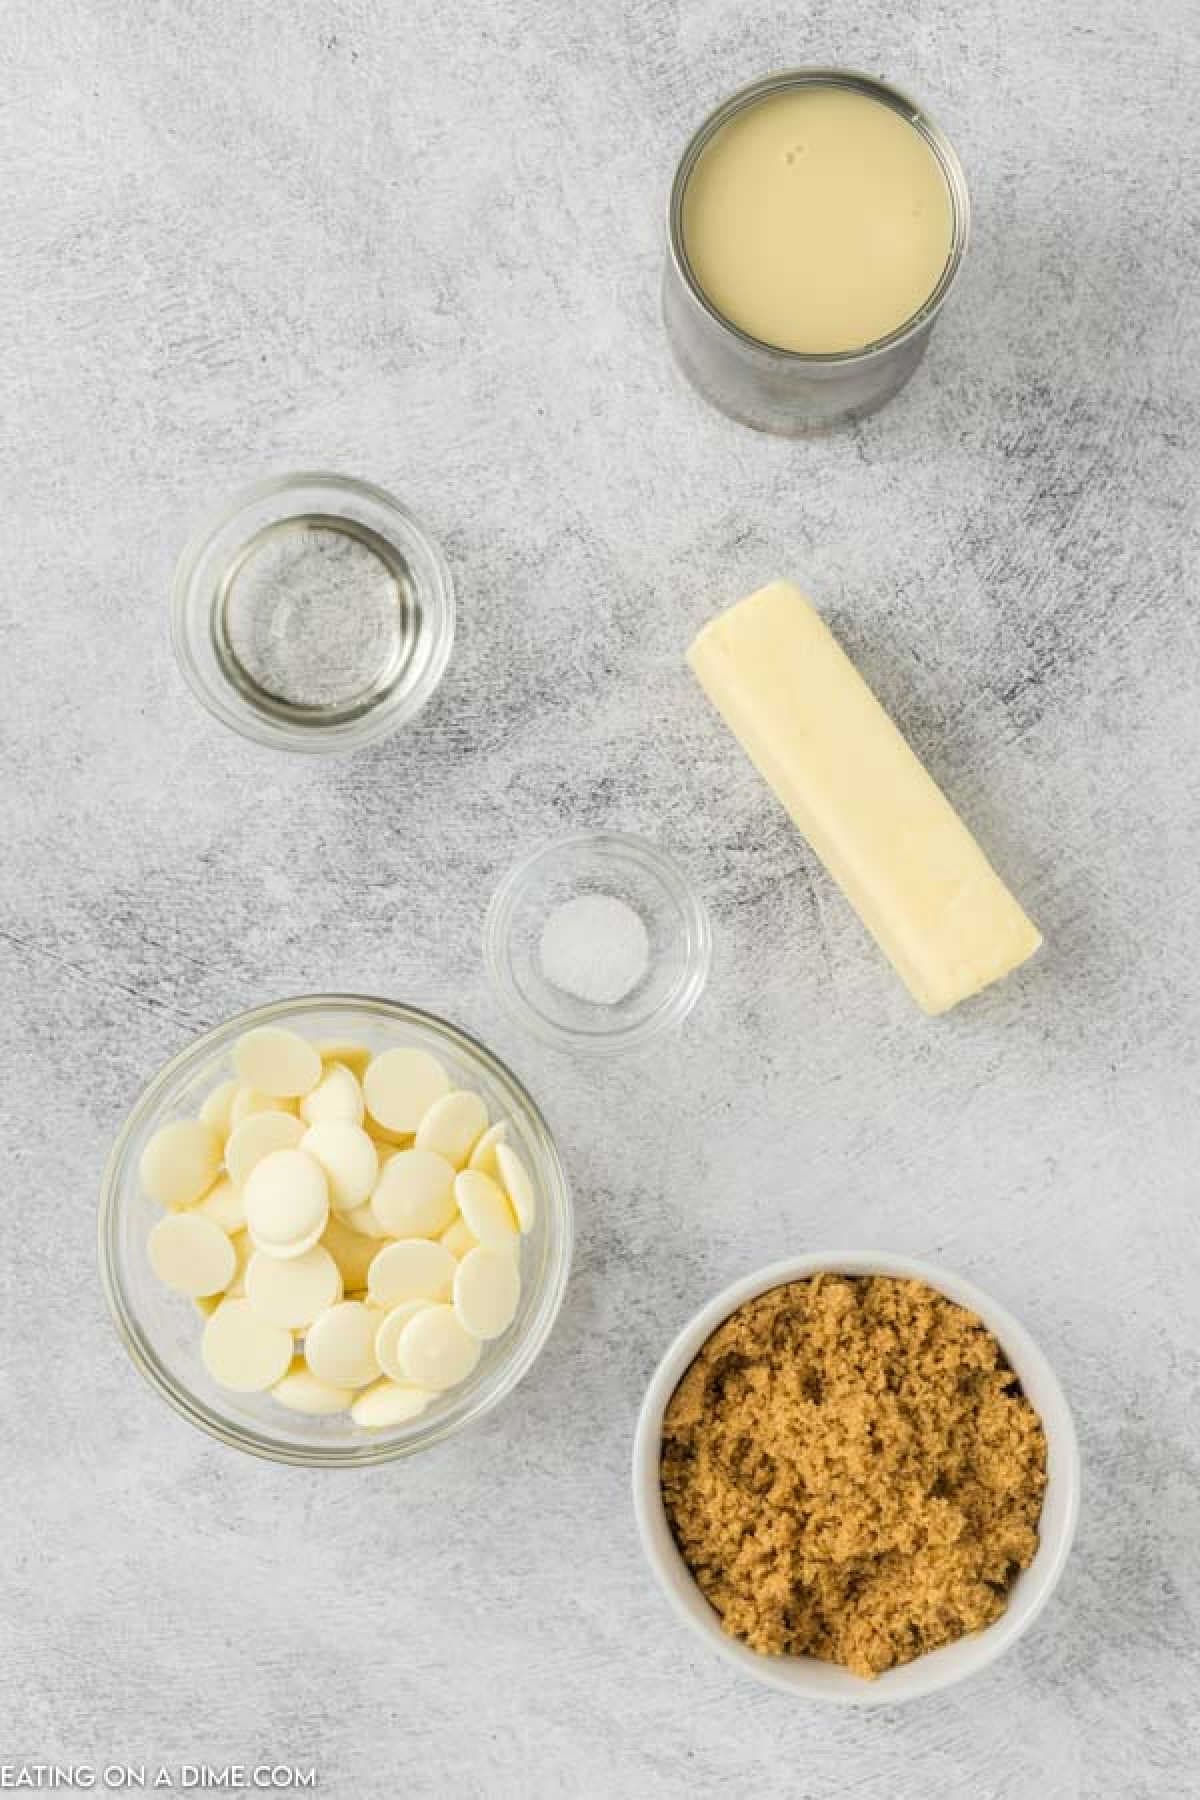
[632,1252,1080,1703]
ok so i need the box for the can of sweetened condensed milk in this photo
[663,69,971,434]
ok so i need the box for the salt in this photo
[539,893,650,1007]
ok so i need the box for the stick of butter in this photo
[687,581,1042,1014]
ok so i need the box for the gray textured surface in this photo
[2,1,1198,1794]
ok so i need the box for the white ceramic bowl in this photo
[632,1251,1080,1704]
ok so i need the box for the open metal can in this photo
[662,69,970,435]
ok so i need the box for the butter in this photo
[687,583,1041,1014]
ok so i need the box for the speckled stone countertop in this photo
[2,2,1198,1795]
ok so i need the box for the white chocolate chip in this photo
[199,1078,239,1140]
[299,1062,365,1127]
[367,1239,456,1308]
[363,1301,390,1338]
[244,1149,329,1259]
[320,1212,380,1291]
[142,1027,518,1426]
[438,1216,478,1259]
[202,1298,294,1392]
[300,1120,378,1211]
[467,1120,508,1178]
[370,1149,457,1238]
[148,1213,236,1297]
[454,1169,518,1250]
[191,1175,246,1235]
[272,1359,357,1416]
[350,1379,435,1428]
[344,1198,389,1238]
[364,1119,415,1149]
[496,1144,537,1235]
[363,1048,450,1135]
[233,1027,322,1099]
[140,1119,222,1209]
[245,1244,342,1329]
[374,1300,435,1381]
[453,1246,521,1340]
[229,1086,298,1129]
[397,1305,481,1390]
[414,1090,489,1169]
[304,1300,381,1389]
[314,1041,372,1080]
[224,1230,253,1297]
[225,1110,305,1190]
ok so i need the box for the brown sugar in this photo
[660,1275,1047,1679]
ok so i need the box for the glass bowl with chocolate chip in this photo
[632,1252,1080,1704]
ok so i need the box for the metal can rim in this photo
[666,67,972,368]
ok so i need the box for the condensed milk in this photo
[663,71,970,433]
[681,83,955,355]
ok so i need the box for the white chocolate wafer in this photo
[455,1170,518,1250]
[467,1121,508,1178]
[453,1247,521,1340]
[350,1380,434,1428]
[202,1299,293,1392]
[367,1239,456,1308]
[148,1212,236,1297]
[496,1144,537,1234]
[397,1305,480,1391]
[272,1359,356,1416]
[244,1149,329,1259]
[414,1090,488,1169]
[225,1110,305,1190]
[374,1300,435,1381]
[140,1120,222,1209]
[300,1120,378,1211]
[370,1149,456,1239]
[233,1027,322,1099]
[363,1048,450,1135]
[245,1243,342,1329]
[299,1062,365,1127]
[304,1300,381,1389]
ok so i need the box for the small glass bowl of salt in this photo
[484,832,711,1053]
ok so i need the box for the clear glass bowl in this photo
[171,473,455,754]
[98,996,572,1466]
[483,832,712,1053]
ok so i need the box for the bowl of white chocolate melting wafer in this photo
[99,996,572,1465]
